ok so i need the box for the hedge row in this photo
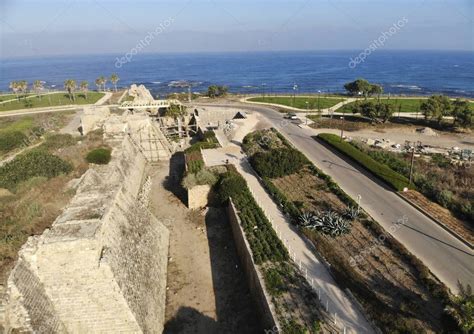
[215,171,288,264]
[317,133,410,191]
[250,148,307,178]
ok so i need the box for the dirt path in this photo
[149,158,261,334]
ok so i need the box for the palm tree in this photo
[95,78,102,92]
[64,79,77,102]
[33,80,44,99]
[9,81,19,100]
[110,74,119,92]
[101,76,107,92]
[445,282,473,333]
[18,81,29,100]
[80,81,89,99]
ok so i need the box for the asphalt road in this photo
[197,101,474,293]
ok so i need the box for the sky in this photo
[0,0,473,58]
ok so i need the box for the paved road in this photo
[196,101,474,293]
[202,145,375,333]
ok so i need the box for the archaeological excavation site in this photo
[0,85,300,333]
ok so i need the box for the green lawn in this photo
[317,133,410,191]
[0,94,35,103]
[248,96,344,110]
[0,92,105,112]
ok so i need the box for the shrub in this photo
[0,131,27,153]
[318,133,410,191]
[187,159,204,174]
[250,148,307,178]
[0,150,72,190]
[263,267,286,296]
[184,141,218,153]
[86,148,112,165]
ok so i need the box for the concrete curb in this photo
[395,192,474,250]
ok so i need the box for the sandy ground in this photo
[149,158,261,334]
[311,126,474,149]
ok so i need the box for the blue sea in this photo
[0,50,473,98]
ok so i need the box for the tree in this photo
[207,85,219,98]
[344,79,371,98]
[110,73,119,92]
[95,78,102,92]
[100,76,107,91]
[80,81,89,99]
[33,80,43,99]
[165,103,185,117]
[9,81,19,100]
[445,282,473,333]
[370,84,383,100]
[452,99,472,127]
[17,80,28,100]
[358,101,378,122]
[376,102,394,123]
[420,95,452,124]
[217,85,228,96]
[64,79,77,102]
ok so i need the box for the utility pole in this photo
[293,84,298,107]
[407,141,420,185]
[306,101,309,125]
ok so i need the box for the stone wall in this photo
[1,136,170,333]
[227,200,280,331]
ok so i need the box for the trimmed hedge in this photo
[317,133,410,191]
[0,150,72,190]
[250,148,307,178]
[86,148,112,165]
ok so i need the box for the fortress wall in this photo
[98,138,170,333]
[3,136,170,333]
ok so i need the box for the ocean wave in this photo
[391,84,422,90]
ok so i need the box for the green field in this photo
[0,94,35,103]
[248,96,344,110]
[0,92,105,112]
[317,133,410,191]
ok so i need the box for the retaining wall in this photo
[227,200,279,331]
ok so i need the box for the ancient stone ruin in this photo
[1,132,170,332]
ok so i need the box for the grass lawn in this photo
[0,94,35,103]
[248,96,344,110]
[0,92,105,112]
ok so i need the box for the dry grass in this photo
[0,128,106,284]
[271,171,447,332]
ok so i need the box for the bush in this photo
[184,141,218,153]
[187,159,204,174]
[250,148,307,178]
[0,131,27,153]
[86,148,112,165]
[0,150,72,190]
[263,267,286,296]
[318,133,410,191]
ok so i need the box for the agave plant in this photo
[300,210,352,237]
[298,211,314,227]
[344,206,359,221]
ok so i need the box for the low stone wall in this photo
[187,184,211,209]
[2,136,170,333]
[227,200,279,331]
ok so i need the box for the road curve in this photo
[196,101,474,293]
